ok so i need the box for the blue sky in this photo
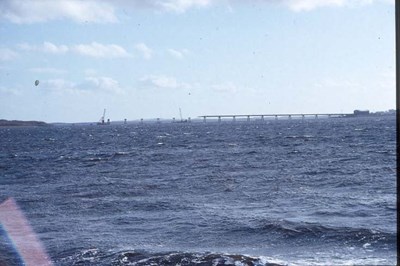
[0,0,395,123]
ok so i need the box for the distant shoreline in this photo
[0,119,48,127]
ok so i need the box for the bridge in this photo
[198,113,352,122]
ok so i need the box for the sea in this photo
[0,116,396,265]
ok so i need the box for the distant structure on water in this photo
[97,109,110,125]
[173,108,188,123]
[198,109,394,123]
[353,110,370,116]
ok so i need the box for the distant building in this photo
[353,110,370,116]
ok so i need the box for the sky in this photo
[0,0,395,123]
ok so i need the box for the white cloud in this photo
[72,42,131,58]
[18,42,68,54]
[111,0,215,13]
[0,0,393,24]
[167,48,189,59]
[127,0,392,12]
[283,0,345,11]
[29,67,67,74]
[0,86,21,95]
[39,76,124,94]
[0,0,117,24]
[140,75,191,89]
[156,0,214,13]
[282,0,392,12]
[39,79,77,94]
[0,48,18,61]
[84,76,124,94]
[141,75,178,88]
[211,82,239,93]
[135,43,153,60]
[42,42,69,54]
[18,41,130,58]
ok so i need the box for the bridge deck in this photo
[199,113,351,118]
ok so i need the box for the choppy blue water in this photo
[0,116,396,265]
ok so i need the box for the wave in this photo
[57,249,285,266]
[237,219,395,247]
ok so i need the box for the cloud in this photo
[126,0,392,12]
[0,0,214,23]
[282,0,392,12]
[42,42,69,54]
[72,42,131,58]
[84,76,124,94]
[154,0,214,13]
[283,0,345,11]
[135,43,153,60]
[0,48,18,61]
[0,0,117,24]
[0,86,21,95]
[39,79,77,94]
[111,0,214,13]
[29,67,67,74]
[141,75,179,89]
[167,48,189,59]
[140,75,191,89]
[211,82,239,93]
[0,0,393,24]
[39,76,124,94]
[18,42,68,54]
[18,41,130,58]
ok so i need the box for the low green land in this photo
[0,119,48,127]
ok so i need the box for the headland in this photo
[0,119,48,127]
